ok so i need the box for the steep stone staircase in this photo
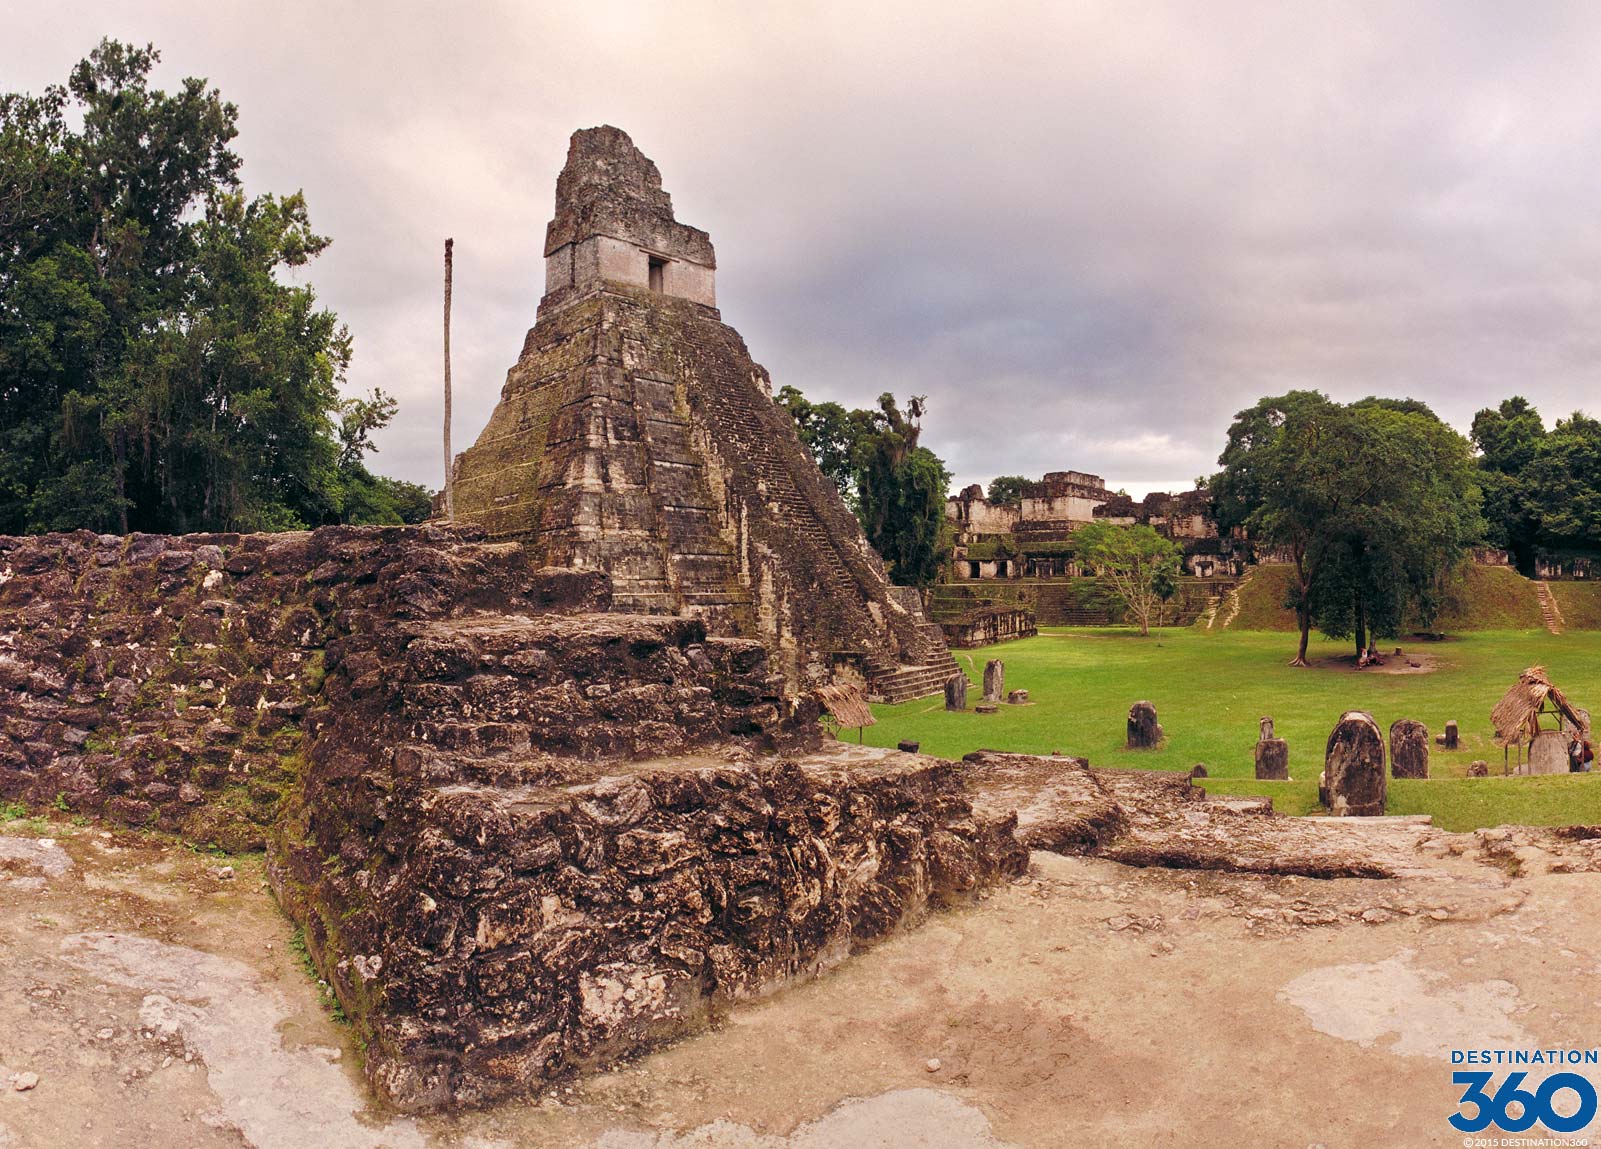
[1536,581,1564,635]
[1214,571,1251,630]
[686,330,956,701]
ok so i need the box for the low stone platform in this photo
[960,751,1424,879]
[280,748,1026,1111]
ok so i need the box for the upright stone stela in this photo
[450,127,956,700]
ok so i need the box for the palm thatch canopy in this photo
[1491,666,1585,747]
[814,683,875,730]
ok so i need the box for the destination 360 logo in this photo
[1451,1049,1599,1143]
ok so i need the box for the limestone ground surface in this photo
[5,811,1601,1148]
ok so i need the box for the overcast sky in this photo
[9,2,1601,496]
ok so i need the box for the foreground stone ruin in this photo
[10,784,1601,1147]
[0,525,1024,1110]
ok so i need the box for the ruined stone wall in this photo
[0,520,1021,1111]
[0,525,555,848]
[945,486,1022,537]
[278,691,1025,1108]
[939,607,1038,648]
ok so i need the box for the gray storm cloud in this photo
[8,1,1601,496]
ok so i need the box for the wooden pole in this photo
[442,237,455,520]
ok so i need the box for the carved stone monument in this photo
[1525,728,1570,775]
[1127,700,1163,749]
[1321,710,1386,816]
[1389,719,1430,779]
[945,674,968,712]
[1255,737,1290,781]
[983,659,1005,702]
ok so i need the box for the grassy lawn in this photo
[862,626,1601,831]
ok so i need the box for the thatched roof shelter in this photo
[1491,666,1585,747]
[814,683,875,730]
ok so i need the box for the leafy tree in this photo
[0,40,425,534]
[1523,412,1601,557]
[776,386,952,586]
[1213,392,1350,664]
[1151,561,1178,627]
[986,475,1029,506]
[1470,397,1546,572]
[1072,521,1181,636]
[855,394,950,586]
[1212,392,1482,663]
[775,384,869,509]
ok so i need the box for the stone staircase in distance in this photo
[862,588,961,704]
[1535,581,1564,635]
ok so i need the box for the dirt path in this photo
[4,820,1599,1147]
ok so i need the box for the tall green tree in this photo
[1213,392,1482,663]
[775,384,870,510]
[1072,521,1181,636]
[855,394,950,586]
[1522,412,1601,557]
[1,40,422,534]
[1470,396,1546,573]
[776,386,952,586]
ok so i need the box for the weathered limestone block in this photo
[1389,719,1430,779]
[945,675,968,712]
[982,659,1005,703]
[1259,716,1275,740]
[1007,689,1029,704]
[1321,711,1386,816]
[1255,738,1290,780]
[0,524,568,850]
[279,748,1026,1112]
[1468,761,1490,777]
[1435,720,1459,749]
[1126,701,1162,750]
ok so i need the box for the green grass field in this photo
[862,626,1601,831]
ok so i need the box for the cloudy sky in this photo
[9,2,1601,496]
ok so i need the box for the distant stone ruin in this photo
[447,126,955,704]
[944,474,1249,582]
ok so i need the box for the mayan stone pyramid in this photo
[450,126,956,699]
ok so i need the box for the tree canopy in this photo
[1072,521,1181,636]
[0,40,430,535]
[985,475,1029,506]
[1471,397,1601,571]
[1212,391,1483,663]
[777,386,951,586]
